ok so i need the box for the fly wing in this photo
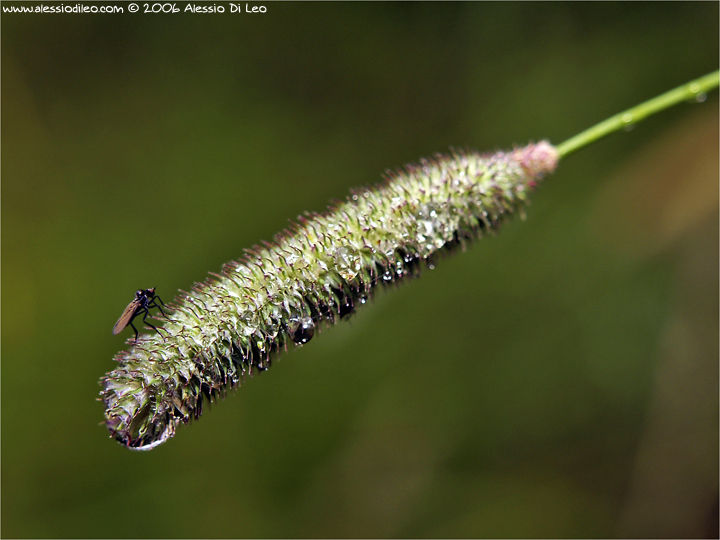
[113,300,140,334]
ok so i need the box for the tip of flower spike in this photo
[514,141,559,182]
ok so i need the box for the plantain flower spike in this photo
[100,141,559,450]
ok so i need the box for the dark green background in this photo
[3,2,718,538]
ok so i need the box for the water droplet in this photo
[289,316,315,345]
[621,112,635,131]
[415,203,444,249]
[419,219,434,236]
[403,252,417,264]
[684,83,707,104]
[264,306,282,338]
[337,296,354,319]
[333,246,361,281]
[382,270,393,282]
[284,252,299,266]
[240,311,256,336]
[422,203,439,218]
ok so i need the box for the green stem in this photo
[556,70,719,159]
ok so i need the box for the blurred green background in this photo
[2,2,718,538]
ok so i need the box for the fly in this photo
[113,288,168,342]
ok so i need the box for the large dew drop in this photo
[289,315,315,344]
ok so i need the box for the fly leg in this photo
[149,295,169,319]
[143,308,167,342]
[129,320,140,343]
